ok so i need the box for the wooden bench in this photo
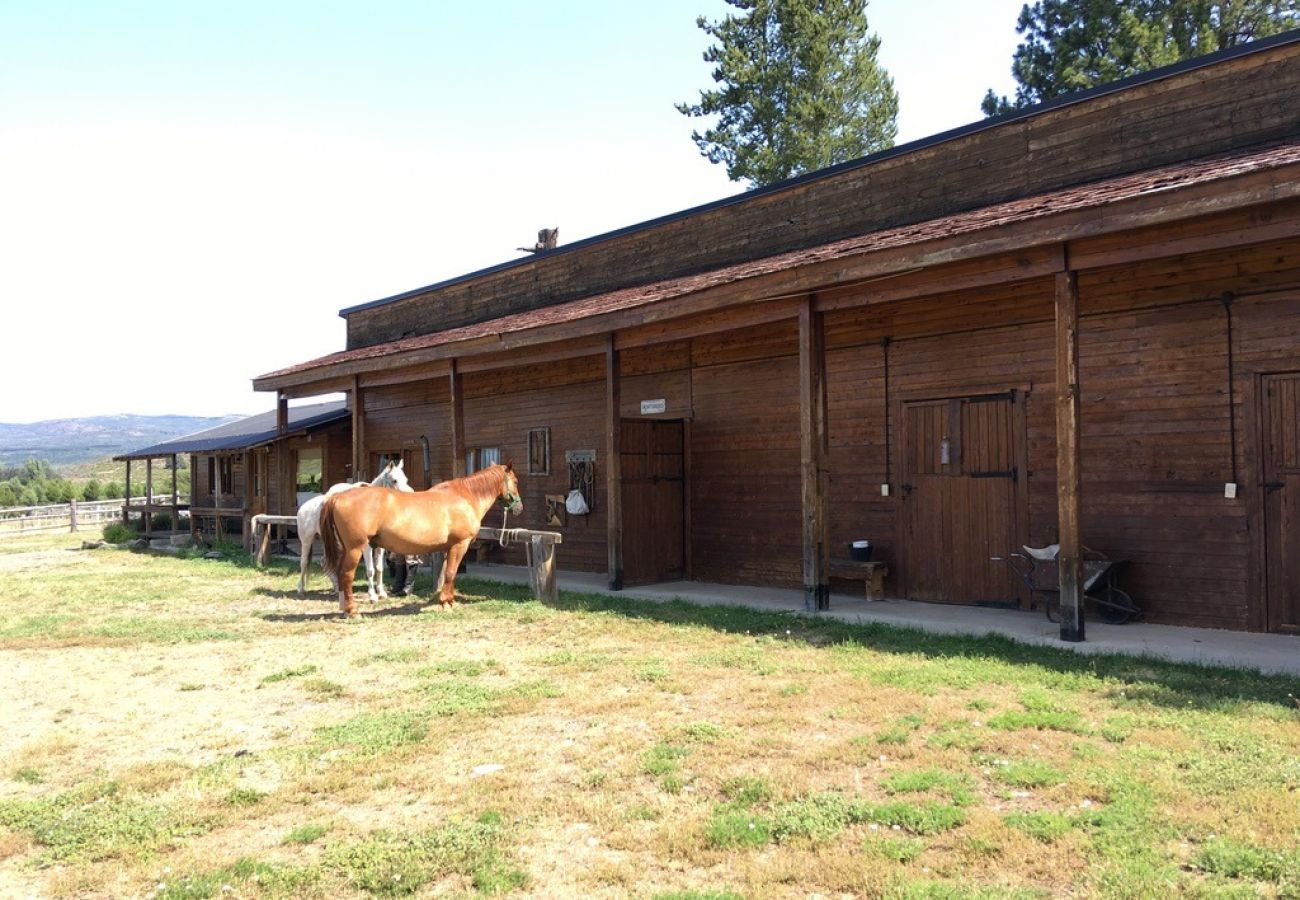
[828,559,889,601]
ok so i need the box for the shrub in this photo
[102,522,133,543]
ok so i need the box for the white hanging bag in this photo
[565,489,590,515]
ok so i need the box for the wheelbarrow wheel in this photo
[1090,585,1136,625]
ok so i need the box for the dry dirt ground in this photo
[1,533,1298,899]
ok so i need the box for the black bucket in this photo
[848,541,872,562]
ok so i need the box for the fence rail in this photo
[0,499,130,535]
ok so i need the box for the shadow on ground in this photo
[450,576,1300,713]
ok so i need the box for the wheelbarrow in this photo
[995,545,1139,625]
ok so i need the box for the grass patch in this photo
[314,709,432,755]
[362,648,423,665]
[642,744,689,778]
[259,664,319,685]
[863,833,927,863]
[417,657,500,678]
[12,767,42,784]
[0,780,207,863]
[987,708,1089,735]
[224,787,265,807]
[1004,810,1082,843]
[283,822,330,845]
[324,813,523,896]
[155,857,318,899]
[301,677,347,698]
[705,807,773,848]
[1194,837,1299,884]
[989,760,1066,789]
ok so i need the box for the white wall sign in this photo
[640,399,667,415]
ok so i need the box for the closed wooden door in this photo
[1263,373,1300,633]
[621,420,685,585]
[900,393,1022,605]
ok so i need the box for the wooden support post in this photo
[799,298,830,611]
[123,459,131,524]
[1055,269,1085,642]
[170,453,179,534]
[69,497,78,533]
[145,458,154,537]
[189,454,199,540]
[350,376,366,482]
[449,360,466,478]
[605,334,623,591]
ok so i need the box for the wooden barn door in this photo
[1262,373,1300,633]
[900,392,1023,605]
[621,420,685,586]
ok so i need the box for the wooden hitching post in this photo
[606,334,623,591]
[799,298,830,611]
[1055,269,1085,642]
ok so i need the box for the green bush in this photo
[102,522,134,543]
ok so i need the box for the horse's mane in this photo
[443,465,504,498]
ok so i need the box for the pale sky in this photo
[0,1,1024,424]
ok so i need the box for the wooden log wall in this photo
[345,43,1300,349]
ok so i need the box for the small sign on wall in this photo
[640,399,667,415]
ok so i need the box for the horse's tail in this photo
[320,495,344,580]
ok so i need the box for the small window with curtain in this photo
[466,447,501,474]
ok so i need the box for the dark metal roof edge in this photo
[337,28,1300,320]
[113,405,349,460]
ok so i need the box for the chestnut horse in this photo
[319,463,522,616]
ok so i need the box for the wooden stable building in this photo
[117,401,351,543]
[256,34,1300,635]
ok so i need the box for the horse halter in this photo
[500,477,523,514]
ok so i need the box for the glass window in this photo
[296,448,323,493]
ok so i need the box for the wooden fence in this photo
[0,499,130,535]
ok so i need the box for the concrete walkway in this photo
[464,563,1300,677]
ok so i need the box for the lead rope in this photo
[496,506,534,568]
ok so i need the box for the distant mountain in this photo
[0,414,243,467]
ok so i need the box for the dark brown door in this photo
[621,420,685,585]
[1263,373,1300,633]
[900,393,1022,605]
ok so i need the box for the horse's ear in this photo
[394,459,404,470]
[503,460,514,473]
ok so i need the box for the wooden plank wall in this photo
[343,231,1300,629]
[364,378,452,491]
[345,44,1300,349]
[820,235,1300,629]
[688,323,802,586]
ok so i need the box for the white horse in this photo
[296,460,412,601]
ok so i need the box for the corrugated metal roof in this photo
[114,401,348,459]
[256,139,1300,385]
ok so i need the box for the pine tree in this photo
[982,0,1299,115]
[678,0,899,187]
